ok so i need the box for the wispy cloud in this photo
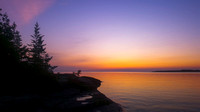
[0,0,56,24]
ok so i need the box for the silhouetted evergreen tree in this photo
[0,9,60,95]
[0,8,28,94]
[0,9,21,68]
[0,9,28,62]
[12,22,28,61]
[28,22,56,72]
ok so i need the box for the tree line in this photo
[0,8,59,95]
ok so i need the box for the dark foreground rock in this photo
[59,74,102,90]
[0,74,124,112]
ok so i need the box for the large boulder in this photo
[56,74,101,90]
[67,75,101,90]
[76,76,101,90]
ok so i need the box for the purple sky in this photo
[1,0,200,72]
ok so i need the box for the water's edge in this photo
[0,73,124,112]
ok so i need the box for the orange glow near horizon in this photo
[50,33,200,70]
[51,46,200,70]
[52,57,200,70]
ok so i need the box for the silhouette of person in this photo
[77,70,81,76]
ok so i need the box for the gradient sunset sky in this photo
[1,0,200,72]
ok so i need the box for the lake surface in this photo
[81,72,200,112]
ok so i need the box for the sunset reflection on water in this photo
[82,72,200,112]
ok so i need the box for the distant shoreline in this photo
[55,70,200,73]
[153,70,200,72]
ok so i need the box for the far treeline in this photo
[153,69,200,72]
[0,8,60,95]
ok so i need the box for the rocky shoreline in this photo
[0,74,124,112]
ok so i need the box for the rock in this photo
[0,74,124,112]
[57,74,102,90]
[71,76,102,90]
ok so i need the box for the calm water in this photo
[81,72,200,112]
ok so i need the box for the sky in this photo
[1,0,200,72]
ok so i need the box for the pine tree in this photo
[12,22,28,61]
[29,22,56,72]
[0,9,59,94]
[0,8,27,62]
